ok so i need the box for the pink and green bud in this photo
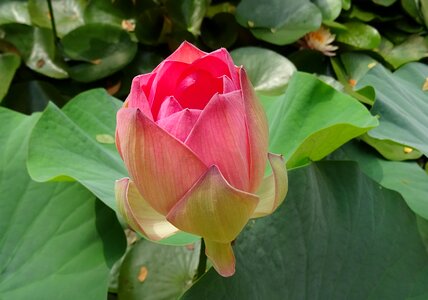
[115,41,288,277]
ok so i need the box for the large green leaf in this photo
[334,22,381,49]
[183,161,428,299]
[26,89,198,246]
[1,24,68,78]
[0,107,126,300]
[335,141,428,220]
[360,133,422,161]
[231,47,296,96]
[358,63,428,156]
[235,0,322,45]
[311,0,342,20]
[118,239,200,300]
[27,89,126,210]
[61,23,137,82]
[378,35,428,69]
[262,72,378,169]
[0,52,20,101]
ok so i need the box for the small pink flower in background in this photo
[115,41,288,277]
[300,26,338,56]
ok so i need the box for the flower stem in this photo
[193,238,207,281]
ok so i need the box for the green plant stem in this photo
[193,238,207,282]
[46,0,59,45]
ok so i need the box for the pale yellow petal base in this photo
[115,178,179,241]
[252,153,288,218]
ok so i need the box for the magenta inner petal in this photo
[174,69,223,110]
[154,41,207,67]
[188,54,232,79]
[149,60,189,118]
[156,108,202,142]
[158,96,183,120]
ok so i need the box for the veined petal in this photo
[166,165,259,243]
[239,67,269,192]
[156,108,201,142]
[115,178,179,241]
[116,177,140,232]
[125,73,155,120]
[155,41,206,68]
[252,153,288,218]
[116,108,208,214]
[221,75,236,93]
[158,96,183,119]
[185,91,250,191]
[205,239,235,277]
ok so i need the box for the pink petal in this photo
[185,91,250,191]
[158,96,183,119]
[149,61,189,119]
[156,108,201,142]
[115,178,179,241]
[221,75,236,93]
[205,239,236,277]
[239,68,269,192]
[251,153,288,218]
[166,165,259,243]
[125,73,156,120]
[116,107,208,214]
[173,69,224,109]
[154,41,206,69]
[184,48,238,85]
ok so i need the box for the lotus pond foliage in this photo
[1,0,428,299]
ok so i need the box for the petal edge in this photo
[115,178,179,241]
[252,153,288,218]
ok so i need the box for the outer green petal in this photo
[205,239,235,277]
[166,166,259,243]
[252,153,288,218]
[115,178,179,241]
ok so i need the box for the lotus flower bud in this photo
[115,42,288,277]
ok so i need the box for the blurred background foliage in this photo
[1,0,428,112]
